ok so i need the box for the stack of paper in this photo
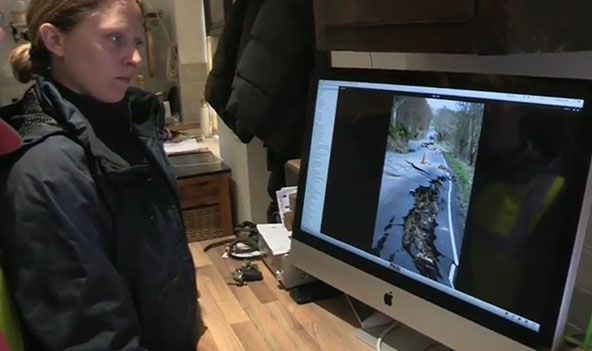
[163,138,208,155]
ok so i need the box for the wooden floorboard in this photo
[231,320,273,351]
[195,328,219,351]
[199,264,250,324]
[199,275,246,351]
[191,238,375,351]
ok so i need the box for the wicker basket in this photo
[182,205,224,242]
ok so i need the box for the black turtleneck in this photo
[54,82,146,166]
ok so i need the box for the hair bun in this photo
[10,43,33,83]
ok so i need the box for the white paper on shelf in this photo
[164,138,208,155]
[275,186,298,226]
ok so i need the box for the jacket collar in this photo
[35,76,132,171]
[1,76,165,173]
[1,76,180,204]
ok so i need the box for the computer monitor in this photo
[291,68,592,351]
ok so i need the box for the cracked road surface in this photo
[372,133,465,287]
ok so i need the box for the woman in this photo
[0,0,203,349]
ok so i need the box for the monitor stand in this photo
[346,295,453,351]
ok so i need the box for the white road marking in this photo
[440,154,459,266]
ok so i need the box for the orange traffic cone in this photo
[421,153,427,164]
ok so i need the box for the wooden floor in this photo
[189,238,375,351]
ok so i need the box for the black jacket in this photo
[205,0,314,160]
[0,77,203,350]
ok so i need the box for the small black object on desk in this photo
[289,280,341,304]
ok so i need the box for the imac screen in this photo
[294,69,592,349]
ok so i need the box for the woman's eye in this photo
[109,34,124,45]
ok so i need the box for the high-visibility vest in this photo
[0,267,23,351]
[467,172,565,308]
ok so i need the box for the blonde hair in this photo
[9,0,144,83]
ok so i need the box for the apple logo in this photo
[383,291,393,306]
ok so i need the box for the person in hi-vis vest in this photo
[457,103,585,323]
[0,119,24,351]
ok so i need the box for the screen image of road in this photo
[371,96,485,287]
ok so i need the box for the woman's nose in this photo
[128,48,142,67]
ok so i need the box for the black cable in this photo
[227,237,261,260]
[202,221,261,259]
[203,238,233,252]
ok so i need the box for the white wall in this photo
[218,121,270,224]
[173,0,209,124]
[174,0,207,65]
[331,50,592,335]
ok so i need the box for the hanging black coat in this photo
[205,0,315,160]
[0,77,203,350]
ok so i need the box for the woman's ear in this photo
[38,23,65,57]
